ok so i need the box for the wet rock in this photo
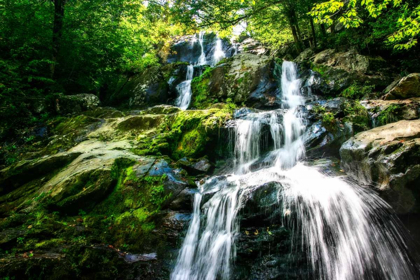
[340,120,420,214]
[383,73,420,100]
[148,159,189,207]
[168,188,196,211]
[177,157,213,175]
[109,63,186,109]
[304,121,353,157]
[57,94,100,115]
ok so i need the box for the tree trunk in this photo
[289,20,302,52]
[310,18,317,49]
[51,0,66,79]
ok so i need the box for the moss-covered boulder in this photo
[383,73,420,100]
[340,119,420,214]
[306,49,393,97]
[191,53,279,109]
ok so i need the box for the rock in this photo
[340,120,420,214]
[294,48,314,63]
[313,49,384,74]
[383,73,420,100]
[168,188,196,211]
[33,140,140,213]
[112,66,170,109]
[177,157,213,175]
[57,94,100,115]
[148,159,189,207]
[117,114,164,133]
[191,53,278,108]
[309,49,392,96]
[141,105,181,115]
[0,152,81,196]
[313,49,336,64]
[361,98,420,127]
[304,121,353,157]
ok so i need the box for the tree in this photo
[310,0,420,50]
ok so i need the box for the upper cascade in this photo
[170,31,232,110]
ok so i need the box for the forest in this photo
[1,0,420,279]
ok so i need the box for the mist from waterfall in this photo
[171,61,418,280]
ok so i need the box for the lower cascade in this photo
[171,61,419,280]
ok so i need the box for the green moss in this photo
[340,82,375,100]
[343,101,370,132]
[134,107,232,160]
[322,112,336,132]
[191,66,214,109]
[377,104,400,126]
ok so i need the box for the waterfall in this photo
[171,61,418,280]
[175,65,194,110]
[198,31,206,66]
[212,36,226,66]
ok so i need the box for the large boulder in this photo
[340,120,420,214]
[312,49,386,74]
[383,73,420,100]
[308,49,393,96]
[191,53,279,108]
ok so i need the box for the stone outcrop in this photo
[383,73,420,100]
[340,119,420,214]
[191,53,279,108]
[305,48,393,97]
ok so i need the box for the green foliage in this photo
[377,104,400,125]
[191,66,214,109]
[343,101,370,132]
[340,83,375,100]
[322,112,336,130]
[310,0,420,50]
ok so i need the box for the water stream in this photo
[171,61,418,280]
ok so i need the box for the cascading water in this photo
[198,31,206,66]
[171,61,418,280]
[213,36,226,66]
[175,65,194,110]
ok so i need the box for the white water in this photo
[212,36,226,66]
[171,61,418,280]
[197,31,206,66]
[175,65,194,110]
